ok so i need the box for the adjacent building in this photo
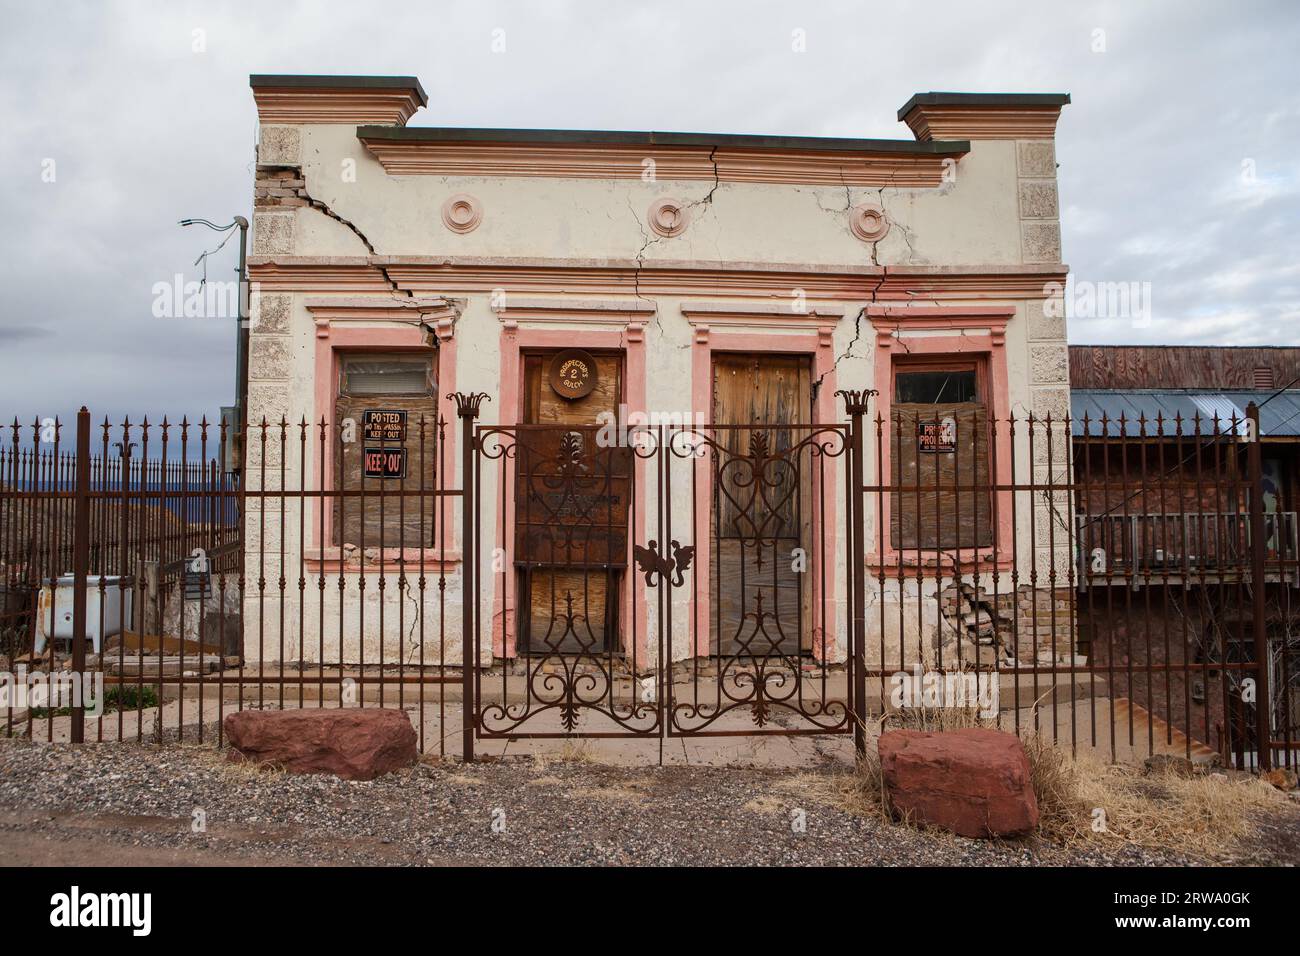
[1070,345,1300,762]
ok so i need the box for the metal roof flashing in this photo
[1071,389,1300,438]
[355,125,971,154]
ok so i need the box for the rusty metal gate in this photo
[461,396,861,758]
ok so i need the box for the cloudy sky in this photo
[1,0,1297,428]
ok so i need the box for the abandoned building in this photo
[6,75,1296,768]
[240,75,1073,684]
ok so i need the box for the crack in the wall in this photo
[876,179,919,265]
[811,268,887,398]
[624,147,723,348]
[625,191,666,340]
[295,172,415,306]
[807,169,888,397]
[401,578,423,664]
[812,304,865,399]
[689,145,721,212]
[286,170,461,349]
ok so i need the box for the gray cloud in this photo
[0,326,54,343]
[1,0,1296,426]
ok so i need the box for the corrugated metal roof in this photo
[1070,389,1300,438]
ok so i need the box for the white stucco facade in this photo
[242,76,1072,670]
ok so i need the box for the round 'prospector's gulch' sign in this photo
[548,349,597,400]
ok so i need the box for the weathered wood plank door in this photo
[710,353,812,657]
[517,351,628,654]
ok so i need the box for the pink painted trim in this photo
[866,309,1014,571]
[689,326,840,662]
[310,322,456,553]
[865,304,1016,319]
[491,325,648,661]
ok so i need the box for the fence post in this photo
[1245,402,1271,771]
[454,393,488,762]
[838,390,874,759]
[69,407,91,744]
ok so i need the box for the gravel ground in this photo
[0,738,1293,866]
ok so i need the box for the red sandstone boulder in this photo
[224,709,417,781]
[878,727,1039,838]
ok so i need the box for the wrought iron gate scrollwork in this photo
[466,413,858,750]
[473,423,659,739]
[662,424,852,736]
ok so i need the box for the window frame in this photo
[864,306,1015,573]
[888,354,993,552]
[890,356,986,406]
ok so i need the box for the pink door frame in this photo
[491,323,649,661]
[688,324,841,661]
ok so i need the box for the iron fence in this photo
[844,393,1295,772]
[0,397,1294,772]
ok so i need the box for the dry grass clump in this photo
[528,739,595,765]
[1023,737,1289,857]
[776,761,889,823]
[741,794,785,815]
[795,710,1292,859]
[569,777,652,805]
[1021,734,1082,840]
[558,739,596,763]
[881,682,1083,735]
[883,704,997,734]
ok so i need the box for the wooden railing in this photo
[1076,510,1299,584]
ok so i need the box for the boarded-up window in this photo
[334,353,438,549]
[891,361,993,550]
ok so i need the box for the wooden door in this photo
[711,353,812,657]
[517,351,628,654]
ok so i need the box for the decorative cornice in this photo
[902,106,1064,141]
[304,295,459,339]
[250,75,426,126]
[250,256,1067,302]
[492,296,656,326]
[900,101,1068,142]
[867,304,1012,350]
[355,136,967,186]
[865,304,1016,318]
[690,321,835,349]
[682,301,844,328]
[682,303,842,350]
[898,93,1069,142]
